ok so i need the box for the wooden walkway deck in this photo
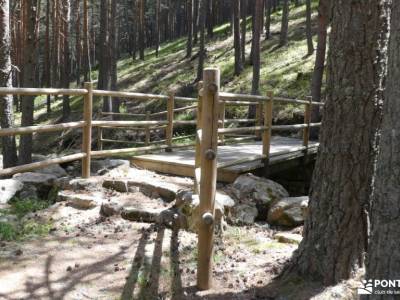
[132,136,319,182]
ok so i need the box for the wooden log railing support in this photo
[145,111,151,146]
[197,68,220,291]
[194,82,203,194]
[255,101,263,140]
[303,96,312,151]
[218,96,225,144]
[82,82,93,178]
[166,92,175,152]
[262,91,274,165]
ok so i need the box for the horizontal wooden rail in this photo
[150,104,198,117]
[92,120,168,127]
[272,122,321,131]
[274,96,323,106]
[218,126,268,134]
[93,89,169,101]
[0,121,86,137]
[0,87,88,96]
[100,112,147,118]
[174,96,197,103]
[174,120,197,125]
[0,153,86,176]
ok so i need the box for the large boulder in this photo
[229,174,289,218]
[13,172,57,199]
[231,204,259,225]
[176,190,235,232]
[0,179,24,203]
[267,196,309,227]
[32,155,68,178]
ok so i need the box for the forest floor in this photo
[0,169,359,300]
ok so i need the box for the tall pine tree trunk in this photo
[279,0,289,46]
[367,1,400,291]
[305,0,313,55]
[286,0,391,285]
[240,0,247,64]
[98,0,111,112]
[196,0,206,81]
[19,0,38,165]
[0,0,18,169]
[265,0,271,39]
[83,0,91,81]
[155,0,160,56]
[110,0,119,115]
[62,0,71,120]
[186,0,193,58]
[138,0,145,60]
[233,0,242,75]
[193,0,199,45]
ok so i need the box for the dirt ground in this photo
[0,169,360,300]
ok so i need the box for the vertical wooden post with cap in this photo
[197,68,220,290]
[82,82,93,178]
[303,96,312,151]
[166,91,175,151]
[255,101,263,140]
[263,91,273,163]
[194,81,203,194]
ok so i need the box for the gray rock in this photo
[273,232,303,244]
[230,174,289,218]
[121,207,162,223]
[91,159,130,175]
[13,172,57,200]
[176,190,234,232]
[57,191,103,209]
[103,179,129,193]
[100,202,123,217]
[0,179,24,203]
[55,177,104,191]
[231,204,258,225]
[267,196,309,227]
[32,155,67,178]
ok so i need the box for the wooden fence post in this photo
[218,98,225,144]
[194,81,203,194]
[145,111,151,146]
[263,91,273,161]
[197,68,220,291]
[82,82,93,178]
[303,96,312,150]
[255,101,263,140]
[166,92,175,151]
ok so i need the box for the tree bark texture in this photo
[367,2,400,297]
[0,0,18,168]
[288,0,391,285]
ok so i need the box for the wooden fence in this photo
[0,68,323,290]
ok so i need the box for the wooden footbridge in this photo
[0,68,322,290]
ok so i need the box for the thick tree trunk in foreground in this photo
[287,0,390,285]
[19,0,38,165]
[0,0,18,168]
[367,2,400,295]
[233,0,242,75]
[279,0,289,46]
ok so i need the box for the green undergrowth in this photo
[0,197,53,241]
